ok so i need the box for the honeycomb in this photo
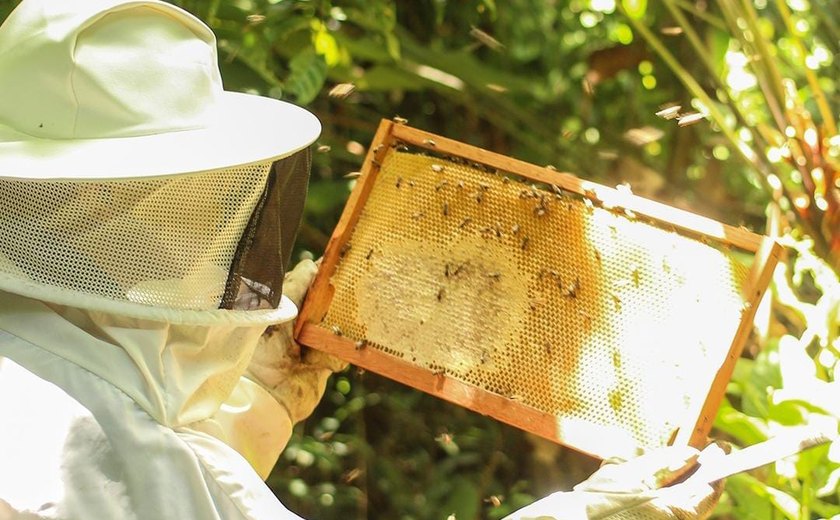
[321,149,750,458]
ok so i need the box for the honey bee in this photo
[393,116,408,124]
[331,325,343,336]
[529,298,547,310]
[485,496,502,507]
[562,277,580,298]
[328,83,355,98]
[424,138,437,147]
[677,112,705,127]
[354,339,367,350]
[655,104,681,120]
[342,468,363,484]
[432,164,445,173]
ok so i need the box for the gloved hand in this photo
[505,442,729,520]
[245,258,348,425]
[209,259,347,479]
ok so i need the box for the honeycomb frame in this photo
[296,120,780,460]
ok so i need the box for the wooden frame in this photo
[296,119,781,454]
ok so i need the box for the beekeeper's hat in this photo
[0,0,320,319]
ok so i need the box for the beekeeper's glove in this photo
[209,259,346,479]
[246,258,348,424]
[505,442,729,519]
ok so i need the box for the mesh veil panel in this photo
[0,154,309,311]
[222,149,311,309]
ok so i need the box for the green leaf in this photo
[311,20,342,67]
[726,474,774,520]
[714,398,768,445]
[440,477,480,520]
[767,400,807,425]
[384,31,401,61]
[622,0,647,19]
[708,29,731,77]
[357,65,425,91]
[285,49,327,104]
[729,473,800,520]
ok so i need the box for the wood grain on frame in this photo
[295,119,780,453]
[684,236,782,447]
[295,120,395,337]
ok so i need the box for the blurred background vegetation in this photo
[3,0,837,518]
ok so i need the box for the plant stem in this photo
[618,4,761,177]
[775,0,838,137]
[663,0,777,171]
[672,0,727,29]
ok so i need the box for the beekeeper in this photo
[0,1,725,519]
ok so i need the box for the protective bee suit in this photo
[0,0,343,518]
[0,1,725,518]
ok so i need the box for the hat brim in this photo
[0,91,321,180]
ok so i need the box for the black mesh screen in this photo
[221,148,312,309]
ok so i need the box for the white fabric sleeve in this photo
[191,376,294,480]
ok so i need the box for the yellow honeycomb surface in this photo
[322,150,750,457]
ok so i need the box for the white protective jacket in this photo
[0,262,338,520]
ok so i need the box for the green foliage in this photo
[165,0,838,517]
[286,49,329,104]
[2,0,837,517]
[715,237,840,519]
[266,372,548,519]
